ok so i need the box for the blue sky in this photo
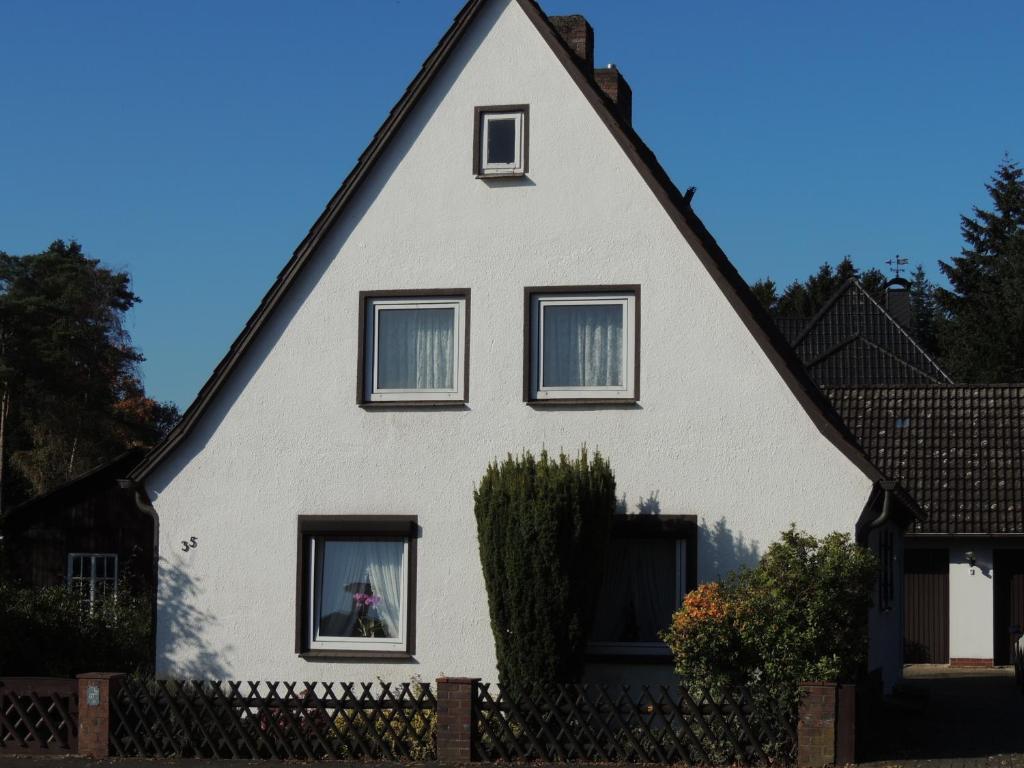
[2,0,1021,408]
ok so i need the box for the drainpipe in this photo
[119,478,160,671]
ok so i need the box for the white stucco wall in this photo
[145,0,876,682]
[949,545,994,661]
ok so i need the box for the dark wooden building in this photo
[0,448,154,598]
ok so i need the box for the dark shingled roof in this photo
[787,280,952,387]
[826,386,1024,535]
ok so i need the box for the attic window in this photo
[475,106,528,177]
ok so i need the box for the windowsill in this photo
[299,649,415,662]
[359,401,469,409]
[585,650,673,665]
[476,171,527,179]
[526,398,639,407]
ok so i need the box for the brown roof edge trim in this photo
[130,0,880,485]
[127,0,491,482]
[516,0,882,483]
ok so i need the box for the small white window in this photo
[67,553,118,605]
[528,290,638,401]
[476,107,527,176]
[362,294,468,403]
[306,535,410,653]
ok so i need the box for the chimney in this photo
[885,278,913,330]
[594,65,632,125]
[549,15,594,71]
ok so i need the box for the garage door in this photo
[904,548,949,663]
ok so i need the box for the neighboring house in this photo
[783,278,953,387]
[123,0,913,688]
[828,386,1024,667]
[1,448,154,602]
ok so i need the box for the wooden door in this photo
[993,550,1024,665]
[904,548,949,663]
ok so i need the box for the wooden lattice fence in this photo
[0,678,79,754]
[474,682,797,765]
[108,679,437,759]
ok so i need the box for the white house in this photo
[128,0,912,690]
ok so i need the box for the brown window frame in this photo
[473,105,530,178]
[523,285,641,405]
[356,289,471,407]
[295,515,418,661]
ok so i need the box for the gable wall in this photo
[145,0,874,680]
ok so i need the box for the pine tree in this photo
[908,265,940,357]
[752,257,886,321]
[936,158,1024,381]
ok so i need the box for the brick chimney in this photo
[884,277,913,330]
[550,14,633,126]
[594,65,632,125]
[549,15,593,71]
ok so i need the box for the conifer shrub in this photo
[663,527,877,711]
[474,448,615,691]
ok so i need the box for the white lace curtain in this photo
[377,308,454,389]
[542,305,623,387]
[317,539,404,639]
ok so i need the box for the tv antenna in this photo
[885,255,909,280]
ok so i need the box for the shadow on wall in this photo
[699,517,760,582]
[616,492,662,515]
[158,558,233,679]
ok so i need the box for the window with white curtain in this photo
[527,288,638,401]
[67,553,118,605]
[298,516,416,656]
[589,537,686,656]
[361,293,468,403]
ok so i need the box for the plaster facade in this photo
[949,544,994,662]
[145,0,877,682]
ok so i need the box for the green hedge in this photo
[474,448,615,691]
[0,580,152,676]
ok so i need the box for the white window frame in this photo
[479,110,525,176]
[588,539,686,657]
[363,296,467,403]
[530,292,636,400]
[67,552,118,605]
[307,535,411,653]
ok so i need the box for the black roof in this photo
[786,279,952,387]
[827,386,1024,535]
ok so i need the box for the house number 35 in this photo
[181,536,198,552]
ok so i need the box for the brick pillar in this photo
[436,677,478,763]
[76,673,124,757]
[798,681,837,767]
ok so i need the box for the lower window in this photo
[588,516,695,657]
[297,517,416,657]
[67,553,117,605]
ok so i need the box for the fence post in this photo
[76,672,124,758]
[436,676,479,762]
[798,681,837,767]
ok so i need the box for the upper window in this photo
[67,553,117,605]
[589,516,695,658]
[359,291,469,404]
[474,106,528,177]
[297,517,417,657]
[525,287,639,402]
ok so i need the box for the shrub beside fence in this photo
[2,673,856,765]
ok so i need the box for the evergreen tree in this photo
[908,264,940,357]
[0,240,178,509]
[474,449,614,692]
[752,256,886,321]
[936,158,1024,381]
